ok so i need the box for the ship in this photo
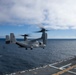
[6,56,76,75]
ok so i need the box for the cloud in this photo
[0,0,76,29]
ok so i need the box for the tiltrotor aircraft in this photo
[5,27,48,50]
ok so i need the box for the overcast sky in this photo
[0,0,76,38]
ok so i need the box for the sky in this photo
[0,0,76,39]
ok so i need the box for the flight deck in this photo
[6,57,76,75]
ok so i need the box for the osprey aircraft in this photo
[5,27,48,50]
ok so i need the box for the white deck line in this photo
[20,71,25,73]
[12,73,16,75]
[68,71,76,74]
[59,63,72,70]
[50,62,58,65]
[49,65,59,69]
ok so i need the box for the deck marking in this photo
[59,63,71,70]
[68,71,76,74]
[12,73,16,75]
[52,65,76,75]
[20,71,25,73]
[50,62,58,65]
[49,65,59,69]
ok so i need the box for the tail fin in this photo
[10,33,16,43]
[5,35,10,44]
[41,33,47,44]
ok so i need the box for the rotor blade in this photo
[20,34,29,37]
[35,28,49,33]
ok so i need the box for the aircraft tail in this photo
[41,32,47,44]
[5,35,10,44]
[10,33,16,43]
[5,33,16,44]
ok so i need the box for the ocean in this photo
[0,39,76,74]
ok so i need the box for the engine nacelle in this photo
[5,35,10,44]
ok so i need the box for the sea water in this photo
[0,39,76,74]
